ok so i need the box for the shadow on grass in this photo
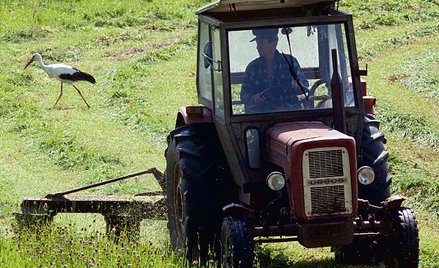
[255,244,383,268]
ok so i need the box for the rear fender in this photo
[175,106,213,127]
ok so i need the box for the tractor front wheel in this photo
[385,208,419,268]
[221,217,254,268]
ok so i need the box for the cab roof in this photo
[197,0,337,14]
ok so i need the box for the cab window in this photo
[228,24,354,115]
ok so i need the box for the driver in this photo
[241,28,309,112]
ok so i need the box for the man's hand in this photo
[252,93,265,104]
[291,80,306,95]
[291,80,299,89]
[297,94,307,101]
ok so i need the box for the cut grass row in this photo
[367,34,439,216]
[0,0,205,42]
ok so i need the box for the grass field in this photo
[0,0,438,267]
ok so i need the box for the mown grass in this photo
[365,34,439,217]
[0,0,438,267]
[0,0,205,266]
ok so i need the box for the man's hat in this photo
[250,28,279,42]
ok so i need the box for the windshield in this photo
[228,23,355,115]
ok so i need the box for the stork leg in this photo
[54,82,64,107]
[71,84,91,109]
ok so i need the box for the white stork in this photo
[24,53,95,108]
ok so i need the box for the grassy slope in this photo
[0,0,438,267]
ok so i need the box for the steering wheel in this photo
[310,79,326,95]
[247,80,332,112]
[307,79,332,108]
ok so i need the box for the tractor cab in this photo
[197,1,360,118]
[196,0,363,119]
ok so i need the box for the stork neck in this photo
[35,57,47,70]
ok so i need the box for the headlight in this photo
[267,172,286,191]
[357,166,375,185]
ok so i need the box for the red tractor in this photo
[165,0,419,267]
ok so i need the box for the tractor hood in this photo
[197,0,336,14]
[266,121,353,157]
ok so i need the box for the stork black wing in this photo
[59,68,96,84]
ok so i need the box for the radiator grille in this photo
[308,150,344,178]
[303,147,352,217]
[311,185,346,214]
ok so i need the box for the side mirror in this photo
[203,41,213,69]
[246,128,262,169]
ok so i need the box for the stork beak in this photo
[24,57,34,69]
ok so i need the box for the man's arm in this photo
[281,53,309,98]
[241,64,257,104]
[292,57,309,89]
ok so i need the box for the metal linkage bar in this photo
[45,168,164,198]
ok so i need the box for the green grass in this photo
[0,0,438,267]
[0,223,183,268]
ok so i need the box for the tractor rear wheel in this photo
[221,217,254,268]
[359,115,391,204]
[385,208,419,268]
[165,123,222,264]
[334,116,393,265]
